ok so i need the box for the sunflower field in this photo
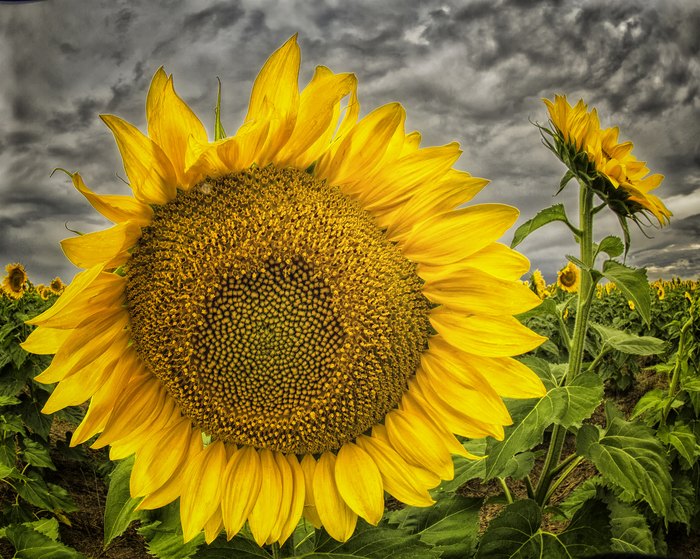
[1,38,699,559]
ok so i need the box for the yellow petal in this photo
[401,204,519,266]
[355,435,435,507]
[180,440,227,543]
[243,35,300,164]
[385,171,489,240]
[21,327,72,355]
[92,376,167,448]
[248,448,283,546]
[130,416,192,497]
[422,267,542,316]
[137,428,203,510]
[458,242,531,281]
[371,424,441,488]
[109,400,177,461]
[315,103,405,189]
[204,507,223,545]
[35,312,129,384]
[183,135,231,188]
[275,66,357,169]
[266,452,294,544]
[300,454,322,528]
[71,172,153,226]
[430,307,546,358]
[61,221,142,269]
[335,442,384,525]
[221,446,262,538]
[384,409,454,480]
[26,265,104,326]
[70,351,145,446]
[146,70,208,185]
[276,454,305,545]
[100,114,177,204]
[313,452,357,542]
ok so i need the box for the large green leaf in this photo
[386,494,482,558]
[485,372,603,479]
[607,500,656,554]
[194,536,272,558]
[511,204,571,248]
[1,523,86,559]
[104,456,146,546]
[577,418,672,518]
[658,424,699,469]
[669,473,696,526]
[475,499,608,558]
[21,438,55,470]
[440,439,487,492]
[595,236,624,258]
[138,501,204,559]
[16,472,76,513]
[601,260,651,325]
[311,523,436,558]
[590,323,666,356]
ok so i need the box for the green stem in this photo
[524,475,536,500]
[271,542,281,559]
[534,183,597,506]
[543,455,584,504]
[661,315,693,425]
[587,345,612,375]
[498,477,514,504]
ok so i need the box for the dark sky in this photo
[1,0,698,284]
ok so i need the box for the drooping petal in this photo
[300,454,322,528]
[335,442,384,525]
[180,440,227,543]
[247,448,283,546]
[61,221,143,269]
[221,445,262,538]
[71,172,153,226]
[313,452,357,542]
[277,454,306,545]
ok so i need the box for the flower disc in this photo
[126,165,431,454]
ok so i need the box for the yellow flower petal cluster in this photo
[23,37,546,545]
[544,95,671,226]
[531,269,547,299]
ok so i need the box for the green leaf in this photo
[476,499,607,558]
[0,394,21,406]
[607,500,656,554]
[0,437,16,467]
[138,501,204,559]
[596,236,624,258]
[485,372,603,479]
[387,494,482,558]
[668,473,696,526]
[577,418,672,518]
[590,323,666,356]
[630,389,673,425]
[104,456,146,546]
[565,254,588,270]
[510,204,570,248]
[23,518,60,541]
[21,439,56,470]
[440,439,487,492]
[194,536,272,558]
[658,424,698,468]
[0,462,15,480]
[2,524,86,558]
[601,261,651,325]
[313,522,436,559]
[558,170,575,193]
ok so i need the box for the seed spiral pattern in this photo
[125,165,431,454]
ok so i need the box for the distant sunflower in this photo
[48,277,66,295]
[2,263,28,300]
[544,95,671,226]
[531,269,547,299]
[557,262,580,293]
[23,37,545,546]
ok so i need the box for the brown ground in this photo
[1,367,697,558]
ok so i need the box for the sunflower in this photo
[48,277,66,295]
[557,262,580,293]
[2,263,28,300]
[544,94,671,226]
[531,269,547,299]
[23,37,546,545]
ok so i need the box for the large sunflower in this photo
[23,37,546,545]
[544,94,671,226]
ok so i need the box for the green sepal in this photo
[214,77,226,141]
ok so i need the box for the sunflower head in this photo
[543,95,671,227]
[23,36,546,546]
[531,269,547,299]
[557,262,580,293]
[2,263,28,300]
[49,277,66,295]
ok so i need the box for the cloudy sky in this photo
[1,0,698,285]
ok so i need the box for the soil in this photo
[2,367,698,558]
